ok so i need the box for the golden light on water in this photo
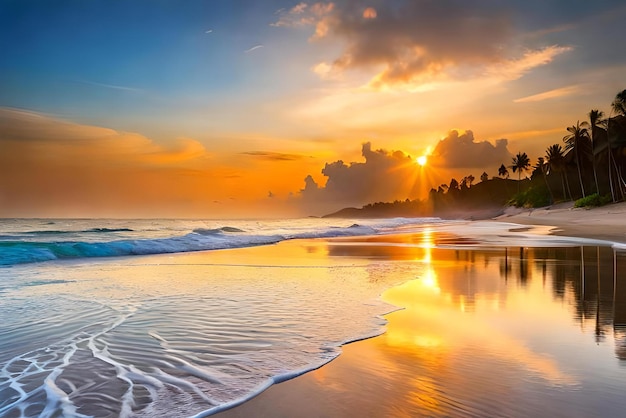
[420,270,440,293]
[419,229,440,293]
[380,243,577,392]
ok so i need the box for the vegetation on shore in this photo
[325,89,626,218]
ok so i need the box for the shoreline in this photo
[216,202,626,417]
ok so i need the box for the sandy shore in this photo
[494,201,626,244]
[215,202,626,417]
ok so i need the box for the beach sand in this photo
[495,201,626,244]
[217,203,626,417]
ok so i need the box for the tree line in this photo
[433,89,626,208]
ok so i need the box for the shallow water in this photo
[0,240,418,417]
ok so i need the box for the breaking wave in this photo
[0,218,441,266]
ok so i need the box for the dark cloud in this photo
[241,151,307,161]
[333,1,512,82]
[277,1,515,86]
[429,130,512,169]
[297,142,419,212]
[273,1,602,88]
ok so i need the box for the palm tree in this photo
[535,157,554,204]
[613,89,626,116]
[510,152,531,193]
[610,89,626,200]
[563,121,591,198]
[546,144,571,200]
[466,174,475,188]
[498,164,509,179]
[588,109,605,194]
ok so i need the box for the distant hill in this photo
[323,199,431,219]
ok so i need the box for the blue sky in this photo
[2,2,301,127]
[1,0,625,216]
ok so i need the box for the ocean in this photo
[2,217,626,417]
[0,217,444,417]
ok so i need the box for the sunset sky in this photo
[1,0,625,217]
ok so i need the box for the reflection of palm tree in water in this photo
[580,246,614,344]
[614,327,626,360]
[595,294,606,344]
[519,247,529,286]
[592,247,607,344]
[614,250,626,360]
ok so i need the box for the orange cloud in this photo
[0,108,210,167]
[240,151,310,161]
[363,7,377,19]
[513,84,581,103]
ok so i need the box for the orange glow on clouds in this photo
[363,7,377,19]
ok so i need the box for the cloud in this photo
[241,151,308,161]
[273,1,571,90]
[429,130,512,169]
[362,7,377,19]
[485,45,573,82]
[0,108,233,217]
[297,142,420,212]
[78,80,143,93]
[311,62,335,79]
[0,108,208,167]
[271,2,334,27]
[244,44,264,53]
[514,84,581,103]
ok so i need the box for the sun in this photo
[416,155,427,166]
